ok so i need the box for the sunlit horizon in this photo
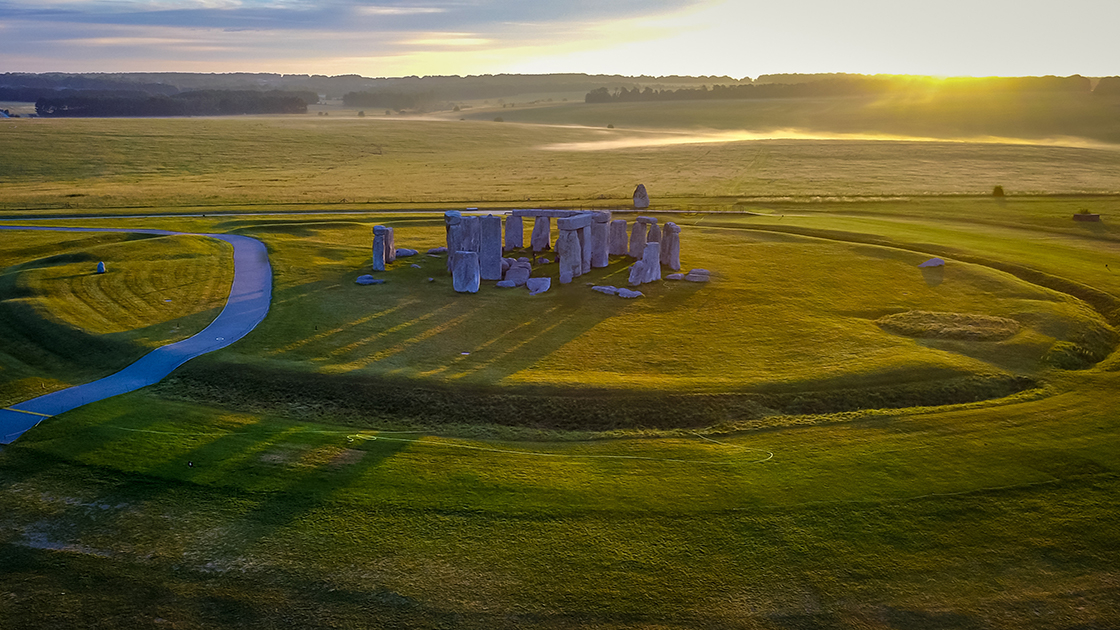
[2,0,1118,79]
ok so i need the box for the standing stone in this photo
[452,251,481,293]
[479,215,503,281]
[372,226,388,271]
[609,219,628,256]
[628,221,649,258]
[591,213,611,268]
[384,227,396,263]
[444,211,463,271]
[628,260,647,286]
[578,225,592,274]
[530,216,551,252]
[505,215,524,251]
[633,184,650,209]
[96,261,107,274]
[462,216,480,253]
[555,230,581,284]
[646,221,661,244]
[641,242,662,283]
[661,222,681,271]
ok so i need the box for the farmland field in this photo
[1,101,1119,628]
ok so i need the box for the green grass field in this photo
[2,100,1120,628]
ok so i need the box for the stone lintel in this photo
[556,214,593,231]
[512,209,586,218]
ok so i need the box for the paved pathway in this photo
[0,226,272,444]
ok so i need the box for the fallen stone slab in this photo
[410,264,421,269]
[526,277,552,295]
[592,285,619,295]
[666,273,684,280]
[685,273,709,282]
[617,288,643,298]
[496,280,517,288]
[356,275,386,285]
[428,247,448,254]
[396,248,419,257]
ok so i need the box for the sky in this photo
[2,0,1118,79]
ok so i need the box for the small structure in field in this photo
[633,184,650,209]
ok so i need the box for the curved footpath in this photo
[0,226,272,444]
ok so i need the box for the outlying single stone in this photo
[452,251,481,293]
[526,277,551,295]
[96,261,107,274]
[355,275,386,285]
[633,183,650,209]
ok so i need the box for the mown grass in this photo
[2,113,1119,215]
[2,360,1119,627]
[2,107,1120,627]
[0,230,233,406]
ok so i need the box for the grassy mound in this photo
[876,310,1021,341]
[0,231,234,406]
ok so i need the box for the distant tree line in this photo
[586,75,1101,104]
[342,90,437,111]
[34,90,313,117]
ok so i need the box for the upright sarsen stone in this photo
[591,212,611,268]
[530,216,551,252]
[479,214,503,281]
[628,221,648,258]
[646,221,661,244]
[661,222,681,271]
[452,251,481,293]
[372,225,388,271]
[633,184,650,209]
[555,230,581,284]
[609,219,628,256]
[505,215,523,250]
[462,216,480,253]
[384,227,396,263]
